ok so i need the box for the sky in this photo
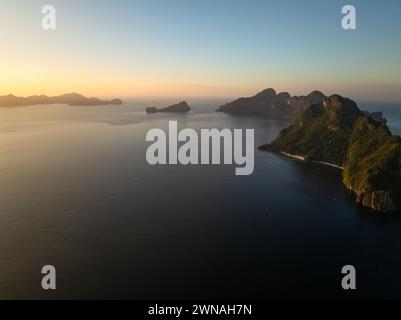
[0,0,401,101]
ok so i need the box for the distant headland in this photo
[0,93,123,107]
[216,87,389,124]
[216,88,326,119]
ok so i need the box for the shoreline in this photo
[280,152,305,161]
[280,152,344,170]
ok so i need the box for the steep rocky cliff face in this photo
[260,95,401,213]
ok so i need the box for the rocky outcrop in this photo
[363,111,387,124]
[352,188,399,212]
[146,101,191,113]
[370,191,400,212]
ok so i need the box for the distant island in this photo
[216,88,326,119]
[259,94,401,213]
[146,101,191,113]
[0,93,123,107]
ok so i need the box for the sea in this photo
[0,98,401,299]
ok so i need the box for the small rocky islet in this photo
[146,101,191,114]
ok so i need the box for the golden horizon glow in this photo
[1,1,401,102]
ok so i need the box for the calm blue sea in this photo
[0,99,400,299]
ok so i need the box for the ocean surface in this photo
[1,98,401,299]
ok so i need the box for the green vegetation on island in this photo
[259,95,401,213]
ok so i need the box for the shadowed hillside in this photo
[260,95,401,213]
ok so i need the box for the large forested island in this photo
[0,93,123,107]
[259,94,401,213]
[216,88,326,118]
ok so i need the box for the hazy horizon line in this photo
[2,91,401,105]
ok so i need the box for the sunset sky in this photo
[1,0,401,101]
